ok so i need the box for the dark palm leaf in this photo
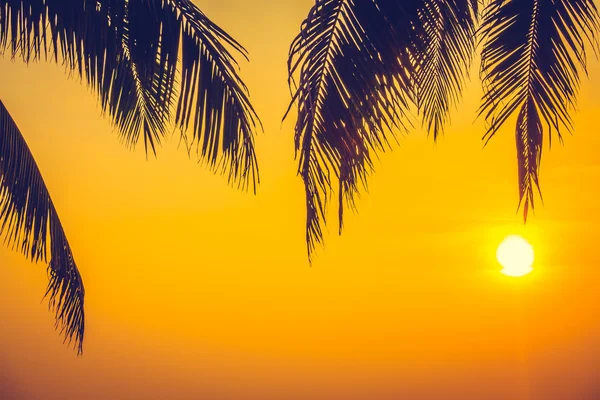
[0,0,258,352]
[0,0,259,189]
[414,0,478,139]
[0,101,85,353]
[287,0,427,260]
[480,0,599,220]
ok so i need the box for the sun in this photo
[496,235,535,277]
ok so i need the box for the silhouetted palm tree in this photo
[287,0,599,260]
[0,0,259,353]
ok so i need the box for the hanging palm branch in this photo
[0,0,259,189]
[286,0,426,260]
[480,0,599,220]
[0,0,259,352]
[414,0,478,139]
[0,101,85,353]
[289,0,600,259]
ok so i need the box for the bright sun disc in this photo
[496,235,534,277]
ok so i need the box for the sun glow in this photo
[496,235,535,277]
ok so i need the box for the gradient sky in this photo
[1,1,600,399]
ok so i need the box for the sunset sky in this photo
[1,1,600,399]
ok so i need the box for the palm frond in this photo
[287,0,426,260]
[414,0,478,139]
[0,0,259,189]
[0,101,84,354]
[480,0,600,220]
[170,0,259,189]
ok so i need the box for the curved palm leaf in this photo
[0,101,84,353]
[287,0,426,260]
[0,0,258,351]
[290,0,600,259]
[480,0,599,220]
[415,0,478,139]
[1,0,260,189]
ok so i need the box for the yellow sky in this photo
[1,1,600,399]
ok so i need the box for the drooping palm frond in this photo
[0,101,85,353]
[0,0,259,189]
[480,0,600,220]
[287,0,427,260]
[0,0,259,352]
[414,0,478,139]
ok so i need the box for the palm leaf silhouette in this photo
[286,0,427,260]
[0,0,259,352]
[288,0,599,258]
[0,101,85,353]
[480,0,599,220]
[415,0,478,139]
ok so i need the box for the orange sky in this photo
[1,1,600,399]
